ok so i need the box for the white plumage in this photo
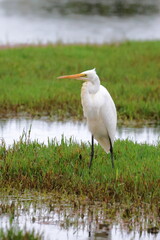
[81,69,117,153]
[58,68,117,168]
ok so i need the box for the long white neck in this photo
[86,75,100,94]
[81,76,100,118]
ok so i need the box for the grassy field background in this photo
[0,41,159,122]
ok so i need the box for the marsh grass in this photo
[0,216,43,240]
[0,41,160,121]
[0,135,159,205]
[0,227,42,240]
[0,228,42,240]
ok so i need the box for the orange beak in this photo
[57,73,86,79]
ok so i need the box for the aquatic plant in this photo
[0,225,43,240]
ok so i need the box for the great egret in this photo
[58,68,117,168]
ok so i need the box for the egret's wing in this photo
[99,86,117,144]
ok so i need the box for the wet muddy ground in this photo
[0,193,159,240]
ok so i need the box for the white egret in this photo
[58,68,117,168]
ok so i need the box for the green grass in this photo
[0,226,42,240]
[0,136,159,206]
[0,41,160,121]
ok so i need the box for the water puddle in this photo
[0,118,159,147]
[0,194,159,240]
[0,0,160,44]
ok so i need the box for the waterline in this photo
[0,118,159,147]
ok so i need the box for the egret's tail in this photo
[96,136,115,168]
[95,137,111,154]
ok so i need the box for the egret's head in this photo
[58,68,97,82]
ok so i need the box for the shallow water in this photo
[0,118,159,147]
[0,0,160,44]
[0,194,159,240]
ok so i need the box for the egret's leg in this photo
[109,137,114,168]
[89,135,94,169]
